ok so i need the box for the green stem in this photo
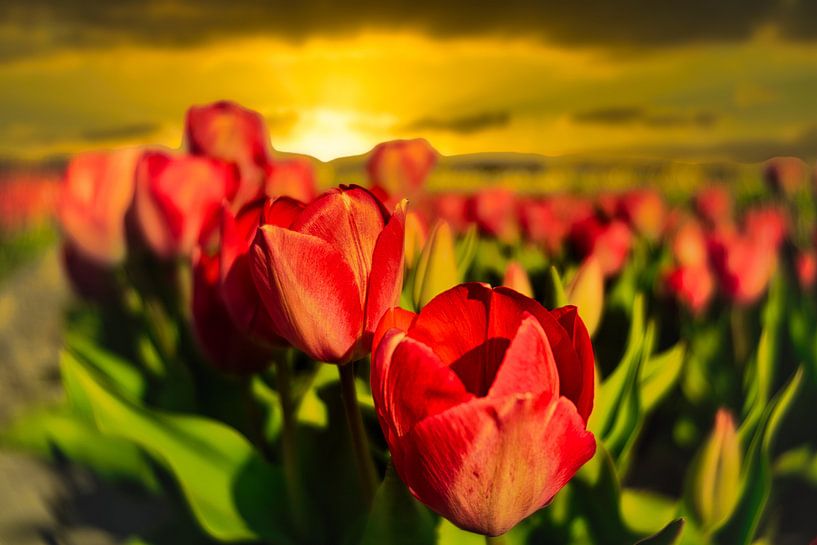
[485,535,508,545]
[338,362,379,507]
[275,355,307,534]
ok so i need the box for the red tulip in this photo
[671,219,708,268]
[251,185,406,364]
[518,197,572,256]
[664,264,715,314]
[431,193,471,234]
[264,156,318,202]
[708,228,777,305]
[744,206,788,251]
[134,151,239,259]
[570,216,633,277]
[371,283,595,536]
[57,149,140,265]
[694,186,732,227]
[367,138,437,198]
[185,101,271,208]
[191,247,273,374]
[763,156,806,197]
[797,251,816,290]
[616,189,666,242]
[219,197,303,346]
[468,188,519,244]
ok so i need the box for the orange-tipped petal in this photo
[251,225,363,363]
[363,201,406,343]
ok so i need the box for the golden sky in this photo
[1,3,816,163]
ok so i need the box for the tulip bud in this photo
[412,220,459,310]
[502,261,534,298]
[688,409,741,530]
[185,101,271,208]
[403,210,428,270]
[566,256,604,336]
[133,151,239,259]
[57,149,140,266]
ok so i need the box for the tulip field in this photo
[2,101,817,545]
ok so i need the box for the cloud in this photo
[403,111,511,134]
[1,0,816,61]
[573,106,718,128]
[80,122,160,142]
[606,124,817,162]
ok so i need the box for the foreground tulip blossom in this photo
[134,151,239,259]
[251,185,405,364]
[57,149,140,265]
[371,283,596,536]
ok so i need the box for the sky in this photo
[1,0,816,163]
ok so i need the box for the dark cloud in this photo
[80,122,159,142]
[0,0,816,61]
[610,124,817,162]
[573,106,718,129]
[403,111,510,134]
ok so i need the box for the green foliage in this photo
[360,464,436,545]
[61,346,294,544]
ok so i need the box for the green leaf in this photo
[714,368,804,545]
[641,343,685,414]
[591,295,652,465]
[455,224,479,280]
[1,406,158,491]
[360,464,436,545]
[634,519,685,545]
[62,352,294,544]
[621,489,678,535]
[437,519,482,545]
[550,266,568,308]
[65,333,148,401]
[571,444,638,545]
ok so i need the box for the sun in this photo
[273,108,389,161]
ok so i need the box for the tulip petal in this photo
[388,337,474,437]
[408,282,491,367]
[363,201,406,343]
[550,306,595,422]
[401,394,595,536]
[494,288,589,416]
[251,225,363,363]
[290,186,386,304]
[488,314,560,399]
[372,307,417,356]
